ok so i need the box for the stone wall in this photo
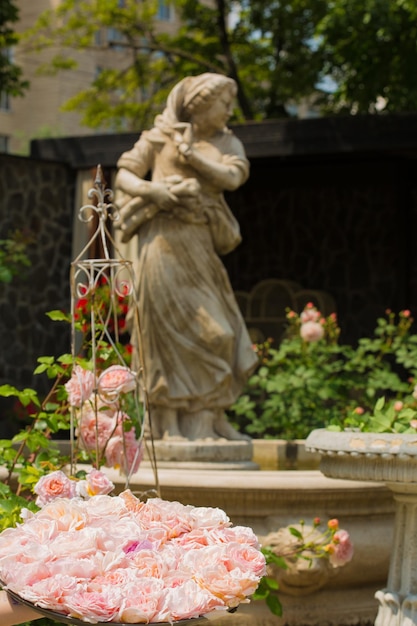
[224,153,417,343]
[0,154,74,435]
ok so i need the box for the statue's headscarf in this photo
[153,73,237,137]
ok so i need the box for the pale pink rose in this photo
[410,419,417,429]
[329,529,354,567]
[48,525,102,558]
[223,542,267,578]
[300,320,325,342]
[104,430,142,474]
[157,579,223,622]
[35,498,87,532]
[218,525,260,548]
[64,586,123,622]
[134,498,193,538]
[77,404,117,454]
[176,525,259,551]
[97,365,137,403]
[65,365,95,407]
[190,506,230,529]
[13,518,60,545]
[119,577,166,623]
[34,471,77,507]
[82,493,129,521]
[18,575,80,612]
[300,308,321,323]
[127,548,173,579]
[0,558,51,589]
[76,469,114,498]
[46,556,101,580]
[182,544,263,605]
[93,567,136,588]
[191,557,259,606]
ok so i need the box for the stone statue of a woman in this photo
[115,73,257,441]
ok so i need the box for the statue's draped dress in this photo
[117,123,257,414]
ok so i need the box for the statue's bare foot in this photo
[213,412,251,441]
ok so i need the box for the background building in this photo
[0,0,178,154]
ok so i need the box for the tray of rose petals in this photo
[5,588,210,626]
[0,489,266,624]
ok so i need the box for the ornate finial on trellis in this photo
[75,165,121,262]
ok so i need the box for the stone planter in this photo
[306,429,417,626]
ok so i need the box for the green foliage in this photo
[22,0,417,129]
[0,280,136,505]
[0,230,33,283]
[0,0,29,97]
[0,362,72,499]
[316,0,417,113]
[230,307,417,440]
[0,483,38,531]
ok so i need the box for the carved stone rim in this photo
[305,429,417,460]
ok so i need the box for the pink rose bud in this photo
[410,420,417,429]
[354,407,364,415]
[394,401,404,411]
[329,530,354,568]
[328,518,339,530]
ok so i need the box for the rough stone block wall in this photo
[0,154,74,435]
[224,155,417,345]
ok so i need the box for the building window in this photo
[0,91,10,111]
[107,27,126,51]
[157,0,171,21]
[0,135,9,153]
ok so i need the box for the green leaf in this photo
[265,592,283,617]
[46,309,71,322]
[288,526,303,539]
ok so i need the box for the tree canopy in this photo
[0,0,28,97]
[22,0,417,130]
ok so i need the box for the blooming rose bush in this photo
[65,363,143,475]
[229,306,417,440]
[254,517,353,615]
[0,489,266,623]
[0,300,144,529]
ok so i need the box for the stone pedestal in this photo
[143,439,258,470]
[306,429,417,626]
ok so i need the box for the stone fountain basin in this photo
[305,429,417,483]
